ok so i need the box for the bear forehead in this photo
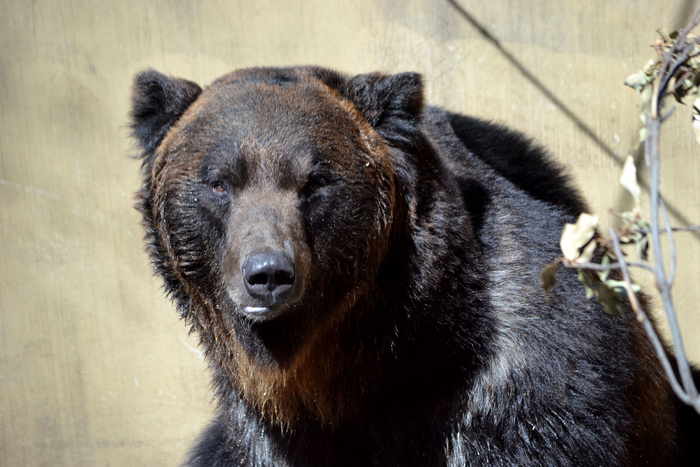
[195,70,354,135]
[166,74,372,171]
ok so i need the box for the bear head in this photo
[131,67,425,423]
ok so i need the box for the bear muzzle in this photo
[241,250,296,306]
[222,192,309,320]
[232,247,304,320]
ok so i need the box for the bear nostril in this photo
[248,272,270,287]
[241,251,296,302]
[274,270,294,287]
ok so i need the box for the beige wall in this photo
[2,0,698,465]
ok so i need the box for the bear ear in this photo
[130,69,202,156]
[340,72,424,129]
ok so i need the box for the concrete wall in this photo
[2,0,698,464]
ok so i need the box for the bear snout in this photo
[240,250,297,313]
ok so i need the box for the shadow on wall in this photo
[445,0,699,235]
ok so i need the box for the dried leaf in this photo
[597,283,623,317]
[619,156,641,206]
[639,127,648,143]
[578,270,599,300]
[560,214,599,262]
[580,241,597,263]
[643,59,656,73]
[541,262,559,292]
[693,98,700,145]
[599,254,612,282]
[636,233,649,261]
[624,70,650,91]
[604,279,641,299]
[692,71,700,88]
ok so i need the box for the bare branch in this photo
[564,9,700,413]
[607,229,691,404]
[561,259,656,274]
[639,225,700,234]
[645,15,699,404]
[660,197,677,286]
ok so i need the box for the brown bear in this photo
[130,66,696,466]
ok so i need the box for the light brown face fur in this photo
[148,68,398,425]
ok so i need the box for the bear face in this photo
[132,67,430,424]
[137,67,400,333]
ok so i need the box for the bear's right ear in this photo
[130,69,202,157]
[309,68,424,136]
[341,72,424,130]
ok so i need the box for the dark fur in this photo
[130,66,696,466]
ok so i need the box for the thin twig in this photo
[639,225,700,233]
[660,197,677,286]
[561,259,656,274]
[608,229,690,403]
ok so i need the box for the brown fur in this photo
[144,74,399,426]
[626,313,678,465]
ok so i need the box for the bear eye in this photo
[304,175,330,196]
[212,182,227,195]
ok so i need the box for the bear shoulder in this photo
[423,107,587,217]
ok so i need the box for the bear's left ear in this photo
[340,72,424,129]
[130,69,202,157]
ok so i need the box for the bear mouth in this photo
[240,304,286,321]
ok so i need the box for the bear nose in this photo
[241,251,295,303]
